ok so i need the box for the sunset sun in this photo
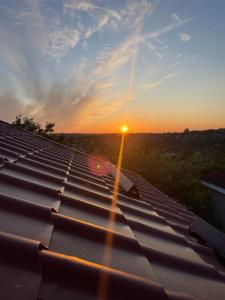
[120,125,129,133]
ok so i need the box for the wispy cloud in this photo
[146,40,168,60]
[167,54,200,69]
[93,36,137,77]
[0,0,193,130]
[0,19,125,130]
[64,0,153,39]
[140,72,179,92]
[0,27,45,101]
[4,0,153,62]
[0,0,44,27]
[93,13,191,79]
[0,1,60,59]
[163,72,179,80]
[0,19,96,130]
[141,81,161,91]
[48,27,80,61]
[0,1,190,64]
[179,32,191,42]
[171,13,181,22]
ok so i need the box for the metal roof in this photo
[0,120,225,300]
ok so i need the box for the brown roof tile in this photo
[0,120,225,300]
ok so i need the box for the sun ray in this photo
[98,19,142,300]
[97,133,125,300]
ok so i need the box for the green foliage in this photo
[12,115,55,137]
[61,130,225,225]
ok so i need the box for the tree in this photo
[12,115,55,137]
[43,122,55,135]
[183,128,190,134]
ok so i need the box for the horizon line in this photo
[55,127,225,135]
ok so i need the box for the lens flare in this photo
[98,17,142,300]
[97,133,126,300]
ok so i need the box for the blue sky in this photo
[0,0,224,132]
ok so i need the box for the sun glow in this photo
[120,125,128,133]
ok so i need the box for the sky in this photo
[0,0,225,133]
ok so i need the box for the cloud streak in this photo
[140,72,179,92]
[93,13,191,79]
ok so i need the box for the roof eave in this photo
[201,180,225,195]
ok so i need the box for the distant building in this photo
[202,170,225,231]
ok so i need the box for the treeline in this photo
[58,131,225,225]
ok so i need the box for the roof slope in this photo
[0,120,225,300]
[202,170,225,190]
